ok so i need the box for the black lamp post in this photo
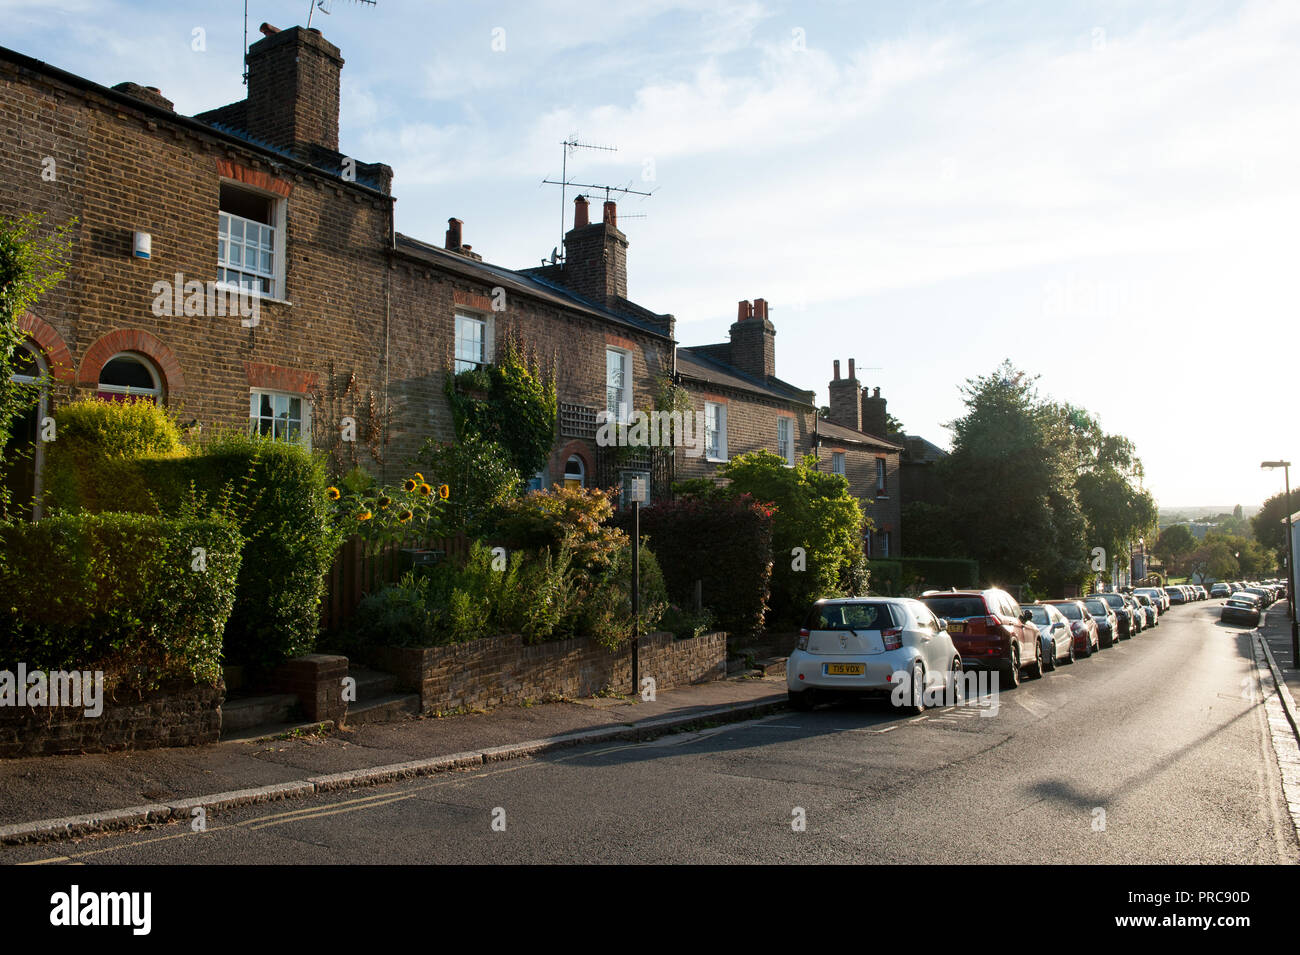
[1261,461,1297,664]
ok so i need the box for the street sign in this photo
[627,475,648,504]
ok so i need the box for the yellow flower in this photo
[437,484,450,500]
[357,510,373,522]
[403,478,417,492]
[377,495,392,510]
[398,509,413,523]
[413,472,425,483]
[419,483,433,497]
[326,486,341,501]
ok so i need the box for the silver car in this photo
[1027,603,1074,671]
[787,597,963,713]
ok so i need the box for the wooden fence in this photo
[321,533,470,633]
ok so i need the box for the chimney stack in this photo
[861,385,889,438]
[445,218,463,250]
[826,358,861,430]
[562,194,628,305]
[242,25,344,157]
[728,295,776,380]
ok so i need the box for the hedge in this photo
[44,430,338,673]
[866,556,981,595]
[0,512,241,688]
[621,495,774,638]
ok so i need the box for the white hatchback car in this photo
[786,597,963,713]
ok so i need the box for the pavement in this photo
[1257,604,1300,696]
[0,671,788,844]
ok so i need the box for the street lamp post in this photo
[1261,461,1297,664]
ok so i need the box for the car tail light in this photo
[796,628,810,650]
[1071,621,1083,635]
[882,627,902,650]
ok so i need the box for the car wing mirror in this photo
[1020,610,1032,623]
[937,618,948,632]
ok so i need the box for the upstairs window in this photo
[876,457,887,496]
[777,417,794,465]
[455,311,490,373]
[219,183,282,297]
[832,451,845,476]
[704,401,727,461]
[606,348,631,424]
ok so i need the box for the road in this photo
[5,600,1295,864]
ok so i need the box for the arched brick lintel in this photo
[78,328,186,396]
[553,440,593,487]
[17,313,75,384]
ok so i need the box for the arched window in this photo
[563,454,586,490]
[97,353,162,403]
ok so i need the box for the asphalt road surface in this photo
[6,601,1295,864]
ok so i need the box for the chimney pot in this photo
[602,200,617,229]
[873,387,880,397]
[737,300,752,322]
[753,298,768,322]
[259,22,279,36]
[848,358,856,380]
[445,217,463,250]
[574,195,590,229]
[833,359,841,380]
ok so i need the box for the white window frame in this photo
[777,417,794,466]
[249,388,312,449]
[454,309,493,374]
[605,346,632,426]
[563,454,586,488]
[217,181,287,300]
[876,457,887,496]
[880,531,891,558]
[97,352,162,404]
[832,451,845,476]
[704,401,728,462]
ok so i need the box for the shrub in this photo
[326,465,449,545]
[414,433,521,535]
[0,512,241,688]
[659,604,715,641]
[568,544,668,651]
[494,485,626,575]
[625,494,774,639]
[44,427,339,674]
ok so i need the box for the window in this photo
[864,527,872,557]
[605,348,631,424]
[876,457,887,496]
[455,311,491,373]
[880,531,891,558]
[4,343,48,520]
[620,470,651,509]
[218,183,283,297]
[831,451,845,476]
[564,454,586,489]
[250,390,311,447]
[777,417,794,465]
[97,353,162,404]
[526,469,546,492]
[704,401,727,461]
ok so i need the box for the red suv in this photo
[919,588,1042,687]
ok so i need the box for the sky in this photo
[3,0,1298,508]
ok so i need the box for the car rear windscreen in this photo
[806,603,896,631]
[1050,602,1082,619]
[919,596,986,619]
[1085,599,1108,613]
[1101,594,1125,608]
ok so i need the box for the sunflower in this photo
[326,486,341,501]
[398,509,414,523]
[418,482,433,497]
[403,478,418,492]
[413,472,425,483]
[357,510,373,522]
[377,495,392,510]
[437,484,450,500]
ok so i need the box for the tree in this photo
[1233,503,1243,519]
[938,362,1087,593]
[1186,538,1238,584]
[1154,524,1196,572]
[0,214,72,519]
[1253,491,1291,569]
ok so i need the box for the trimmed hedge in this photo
[44,431,338,673]
[867,556,981,595]
[622,495,774,638]
[0,512,241,688]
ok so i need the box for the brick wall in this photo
[676,382,816,482]
[374,631,727,714]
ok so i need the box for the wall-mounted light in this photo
[133,231,152,260]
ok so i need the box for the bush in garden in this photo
[628,493,775,638]
[414,433,521,535]
[325,465,449,546]
[44,426,338,674]
[493,484,627,575]
[0,512,241,689]
[569,544,669,651]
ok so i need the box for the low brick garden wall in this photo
[0,681,223,758]
[374,630,727,714]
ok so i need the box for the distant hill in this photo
[1158,504,1260,527]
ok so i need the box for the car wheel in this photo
[905,661,927,714]
[1043,642,1056,672]
[1064,638,1076,664]
[1026,639,1045,679]
[946,656,964,704]
[788,688,815,711]
[1002,645,1021,689]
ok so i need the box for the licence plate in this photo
[824,663,865,676]
[947,621,966,633]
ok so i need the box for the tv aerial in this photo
[242,0,378,84]
[542,136,655,258]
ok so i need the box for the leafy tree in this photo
[1154,524,1196,571]
[899,500,964,558]
[1253,491,1292,567]
[1186,538,1238,584]
[0,214,73,519]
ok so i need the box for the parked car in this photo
[1165,586,1187,605]
[787,597,963,712]
[1210,582,1232,599]
[1097,592,1135,639]
[919,588,1043,687]
[1083,596,1119,648]
[1243,586,1274,608]
[1135,586,1169,612]
[1028,603,1075,670]
[1133,592,1159,627]
[1123,594,1145,633]
[1045,599,1101,657]
[1221,595,1262,627]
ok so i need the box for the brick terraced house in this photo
[0,24,679,513]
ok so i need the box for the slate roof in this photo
[676,347,815,406]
